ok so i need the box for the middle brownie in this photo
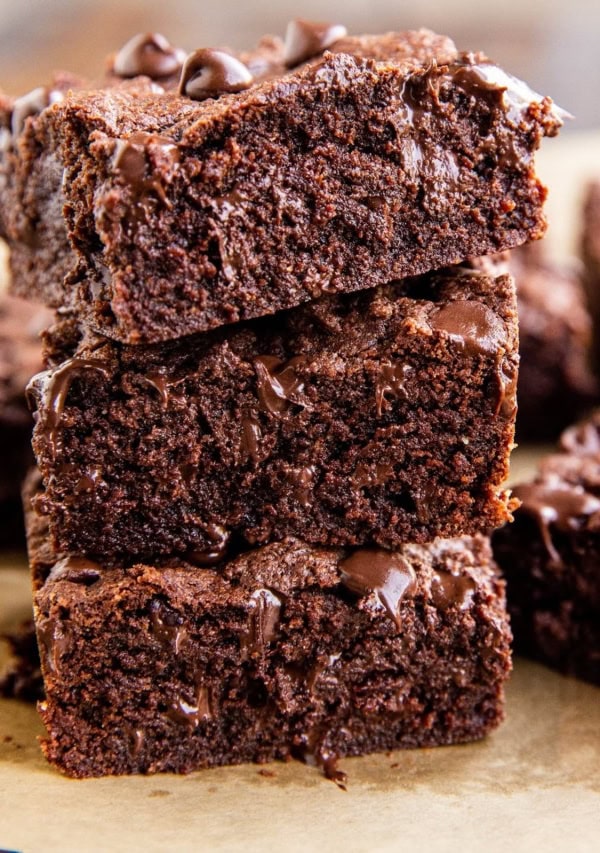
[28,265,518,560]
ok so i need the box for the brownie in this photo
[581,181,600,373]
[27,496,511,778]
[492,412,600,684]
[0,618,43,702]
[1,24,563,343]
[0,294,51,544]
[509,244,597,441]
[27,266,519,560]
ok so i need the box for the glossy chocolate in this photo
[283,19,347,67]
[339,549,415,627]
[513,481,600,565]
[113,33,186,80]
[430,301,505,357]
[240,588,282,660]
[254,355,308,415]
[179,48,253,101]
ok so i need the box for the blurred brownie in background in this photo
[492,411,600,684]
[511,243,597,441]
[0,293,50,545]
[581,181,600,374]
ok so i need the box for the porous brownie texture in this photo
[492,413,600,684]
[28,502,511,778]
[28,266,519,560]
[1,27,562,343]
[0,294,50,542]
[581,181,600,374]
[510,244,597,441]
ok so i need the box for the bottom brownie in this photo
[493,412,600,684]
[28,502,511,779]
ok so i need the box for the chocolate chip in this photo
[11,86,63,137]
[113,33,186,79]
[178,48,253,101]
[283,19,347,68]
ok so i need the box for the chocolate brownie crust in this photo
[3,29,562,343]
[29,501,511,778]
[28,267,518,560]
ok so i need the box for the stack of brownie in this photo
[0,22,564,778]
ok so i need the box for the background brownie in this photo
[581,181,600,373]
[492,413,600,684]
[28,267,518,560]
[0,294,50,544]
[29,498,511,778]
[510,245,597,441]
[1,26,562,343]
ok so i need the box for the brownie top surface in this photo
[2,21,565,149]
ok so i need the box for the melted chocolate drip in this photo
[375,362,411,416]
[287,465,316,507]
[31,358,111,460]
[49,555,102,586]
[429,301,505,357]
[179,49,253,101]
[283,19,347,67]
[430,570,476,610]
[513,482,600,566]
[167,685,212,729]
[297,728,348,790]
[339,549,415,627]
[240,589,282,661]
[240,414,263,463]
[187,525,229,566]
[113,33,186,80]
[37,616,69,674]
[112,131,179,213]
[254,355,308,415]
[150,602,187,654]
[495,362,518,419]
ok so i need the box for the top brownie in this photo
[0,23,563,343]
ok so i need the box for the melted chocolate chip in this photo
[113,33,186,80]
[287,465,316,507]
[254,355,308,415]
[112,132,179,212]
[495,362,518,419]
[187,525,229,566]
[30,358,111,460]
[375,362,411,416]
[240,589,282,661]
[37,616,70,674]
[10,86,63,137]
[296,728,347,790]
[513,482,600,566]
[49,555,102,586]
[339,550,415,627]
[429,301,505,357]
[150,602,187,654]
[179,49,253,101]
[283,19,347,67]
[167,685,212,729]
[430,570,476,610]
[240,414,263,463]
